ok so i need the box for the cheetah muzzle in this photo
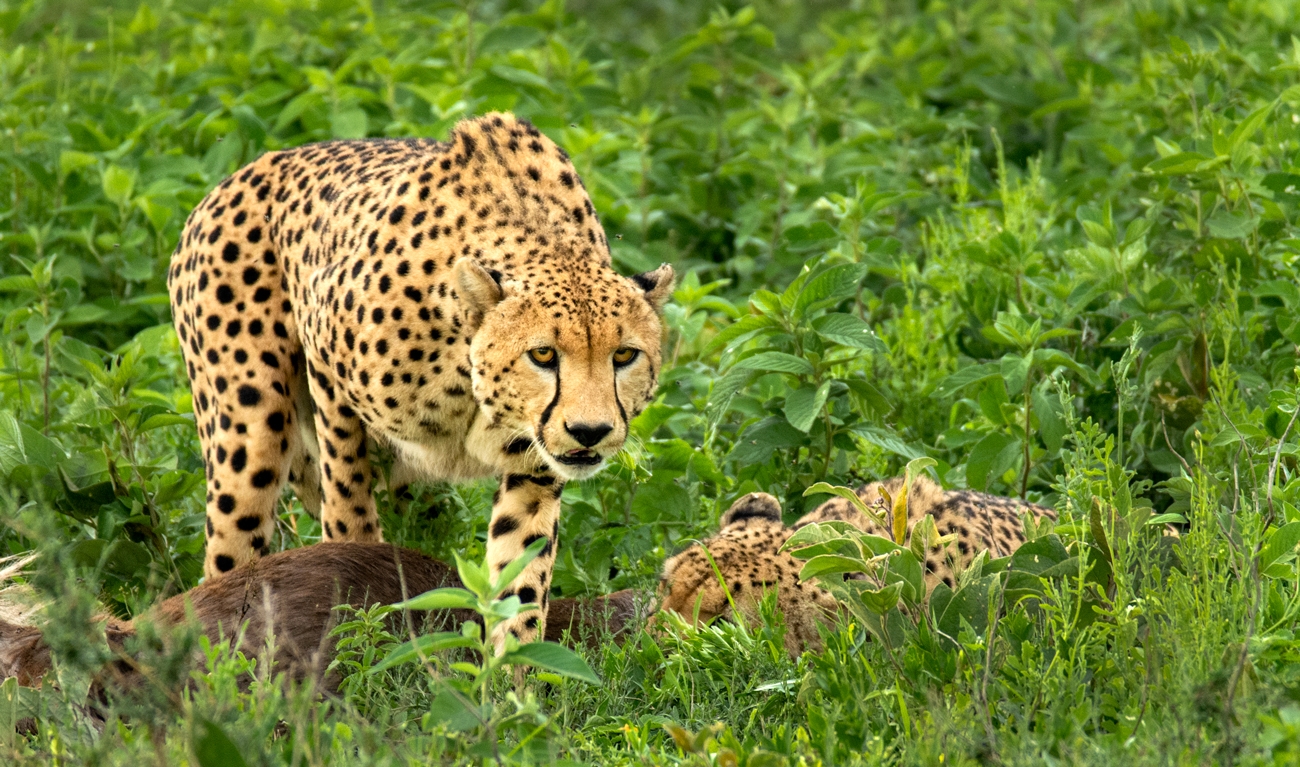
[168,112,674,652]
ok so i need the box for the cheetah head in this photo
[456,256,674,480]
[656,492,841,656]
[657,492,789,624]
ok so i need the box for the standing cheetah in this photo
[658,476,1055,654]
[167,113,673,648]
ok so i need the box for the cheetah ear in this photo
[454,258,505,332]
[720,492,782,528]
[630,263,675,312]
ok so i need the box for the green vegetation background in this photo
[3,0,1300,763]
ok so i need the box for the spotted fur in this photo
[168,112,674,649]
[658,476,1055,654]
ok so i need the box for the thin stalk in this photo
[1020,375,1032,499]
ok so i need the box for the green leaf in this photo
[371,632,478,672]
[731,351,814,376]
[1228,101,1277,152]
[802,482,887,528]
[705,367,756,425]
[424,688,483,732]
[811,313,886,352]
[965,432,1018,491]
[501,642,599,684]
[1008,535,1070,575]
[1261,522,1300,574]
[727,417,807,464]
[0,276,38,293]
[847,424,927,460]
[931,574,996,641]
[331,107,368,139]
[932,362,1001,398]
[1205,210,1257,239]
[1032,384,1066,452]
[493,536,547,596]
[782,221,838,252]
[842,378,890,415]
[705,313,778,355]
[783,382,830,433]
[139,413,193,432]
[489,64,554,91]
[794,263,867,317]
[193,718,249,767]
[102,165,135,206]
[478,25,545,53]
[59,150,98,177]
[856,581,904,615]
[394,587,478,612]
[798,554,868,581]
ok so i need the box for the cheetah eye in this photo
[528,347,557,367]
[612,347,639,367]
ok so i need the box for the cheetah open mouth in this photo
[556,449,602,466]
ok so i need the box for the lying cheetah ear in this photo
[454,258,505,332]
[630,263,675,312]
[720,492,783,528]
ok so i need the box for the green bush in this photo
[3,0,1300,763]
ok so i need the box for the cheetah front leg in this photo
[486,469,564,652]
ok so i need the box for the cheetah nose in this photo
[565,422,613,448]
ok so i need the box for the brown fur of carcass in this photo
[0,542,643,697]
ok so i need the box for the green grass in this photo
[3,0,1300,763]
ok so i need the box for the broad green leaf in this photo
[395,587,478,612]
[1205,210,1257,239]
[783,382,830,433]
[811,312,886,352]
[705,367,755,424]
[1008,535,1070,575]
[704,313,778,355]
[139,413,193,432]
[424,688,483,732]
[492,536,547,596]
[454,551,492,598]
[1032,384,1066,452]
[59,150,98,177]
[965,432,1018,491]
[102,165,134,206]
[1260,522,1300,573]
[1031,348,1100,387]
[1228,101,1277,152]
[193,718,249,767]
[848,424,927,460]
[798,554,868,581]
[732,351,813,376]
[794,263,867,317]
[842,378,890,414]
[802,482,887,528]
[0,276,38,293]
[856,581,904,615]
[371,632,478,672]
[727,417,807,464]
[782,519,865,553]
[932,363,1001,398]
[501,642,599,684]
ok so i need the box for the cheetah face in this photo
[457,257,674,480]
[657,493,787,623]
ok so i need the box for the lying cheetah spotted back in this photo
[168,112,674,648]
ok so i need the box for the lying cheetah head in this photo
[657,479,1057,655]
[657,492,840,655]
[456,254,673,481]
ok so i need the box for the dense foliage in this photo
[3,0,1300,763]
